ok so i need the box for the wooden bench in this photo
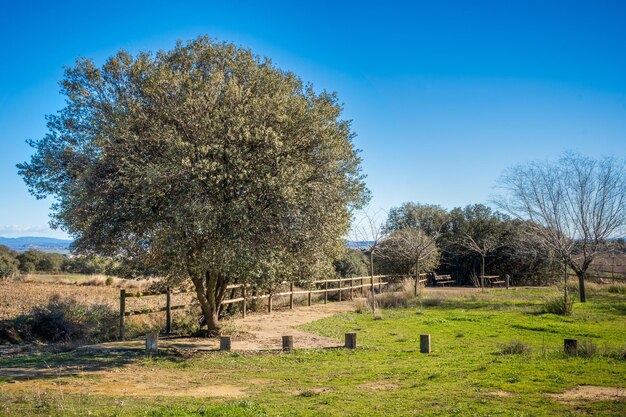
[432,274,455,287]
[483,275,506,287]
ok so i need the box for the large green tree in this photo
[18,37,368,334]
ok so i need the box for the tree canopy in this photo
[18,37,368,333]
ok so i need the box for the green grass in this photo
[0,287,624,416]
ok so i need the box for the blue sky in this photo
[1,1,625,239]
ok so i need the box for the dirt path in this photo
[80,299,356,354]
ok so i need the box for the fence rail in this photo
[118,274,418,339]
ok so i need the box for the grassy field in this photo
[0,287,624,416]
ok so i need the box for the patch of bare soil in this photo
[1,365,246,398]
[487,390,514,397]
[81,300,356,354]
[358,381,400,391]
[549,385,625,402]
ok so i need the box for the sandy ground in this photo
[84,299,356,353]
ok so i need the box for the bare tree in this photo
[382,228,440,295]
[497,153,626,302]
[350,208,388,312]
[459,234,501,291]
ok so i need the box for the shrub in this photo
[606,282,626,294]
[577,340,598,358]
[376,291,411,309]
[105,276,114,286]
[0,295,118,344]
[542,296,573,316]
[499,339,531,355]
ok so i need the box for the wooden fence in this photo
[118,274,423,339]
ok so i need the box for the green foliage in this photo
[382,202,560,284]
[498,339,532,355]
[542,295,574,316]
[0,245,19,279]
[18,37,368,332]
[333,248,369,277]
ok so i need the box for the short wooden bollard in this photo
[146,332,158,354]
[220,336,231,352]
[564,338,578,355]
[282,335,294,351]
[420,334,431,353]
[345,332,357,349]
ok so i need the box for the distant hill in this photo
[0,236,73,253]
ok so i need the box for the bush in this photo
[0,252,19,280]
[542,296,573,316]
[105,276,114,286]
[499,339,531,355]
[0,295,118,344]
[606,282,626,294]
[376,291,412,309]
[578,339,598,358]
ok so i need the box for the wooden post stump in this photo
[345,332,357,349]
[220,336,231,352]
[420,334,431,353]
[282,335,294,351]
[505,274,510,289]
[564,338,578,355]
[146,332,158,354]
[242,286,247,318]
[268,294,273,313]
[324,280,328,304]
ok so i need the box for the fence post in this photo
[361,277,364,296]
[165,288,171,335]
[564,339,578,355]
[339,281,342,302]
[242,285,247,318]
[119,289,125,341]
[289,283,294,309]
[350,278,354,299]
[505,274,510,289]
[268,293,273,313]
[282,335,294,352]
[324,280,328,304]
[345,332,357,349]
[146,332,158,354]
[420,334,431,353]
[220,336,231,352]
[308,290,312,307]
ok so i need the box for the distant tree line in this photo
[0,246,125,279]
[335,202,586,285]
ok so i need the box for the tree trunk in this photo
[578,271,587,303]
[369,251,376,314]
[563,259,569,303]
[414,256,420,296]
[191,271,229,336]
